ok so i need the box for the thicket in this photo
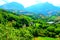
[0,9,60,40]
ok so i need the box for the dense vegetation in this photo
[0,9,60,40]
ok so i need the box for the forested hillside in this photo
[0,9,60,40]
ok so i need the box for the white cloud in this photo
[47,0,60,6]
[36,0,48,3]
[0,0,60,7]
[2,0,14,2]
[14,0,37,8]
[0,0,6,5]
[36,0,60,6]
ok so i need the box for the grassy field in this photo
[33,37,60,40]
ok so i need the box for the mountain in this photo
[0,2,24,11]
[25,2,60,15]
[0,2,60,16]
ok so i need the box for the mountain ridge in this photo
[0,2,24,10]
[25,2,60,15]
[0,2,60,15]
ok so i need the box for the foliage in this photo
[0,9,60,40]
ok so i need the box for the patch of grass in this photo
[33,37,59,40]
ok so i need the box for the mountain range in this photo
[0,2,24,11]
[0,2,60,15]
[25,2,60,15]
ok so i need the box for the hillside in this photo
[0,9,60,40]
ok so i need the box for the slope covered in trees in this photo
[0,9,60,40]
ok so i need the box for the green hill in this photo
[0,9,60,40]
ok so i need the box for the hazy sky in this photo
[0,0,60,7]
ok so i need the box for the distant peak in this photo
[8,2,21,4]
[10,2,17,3]
[0,2,24,10]
[44,2,50,4]
[3,2,24,7]
[43,2,52,5]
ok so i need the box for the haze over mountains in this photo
[0,2,60,15]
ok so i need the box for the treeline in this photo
[0,9,60,40]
